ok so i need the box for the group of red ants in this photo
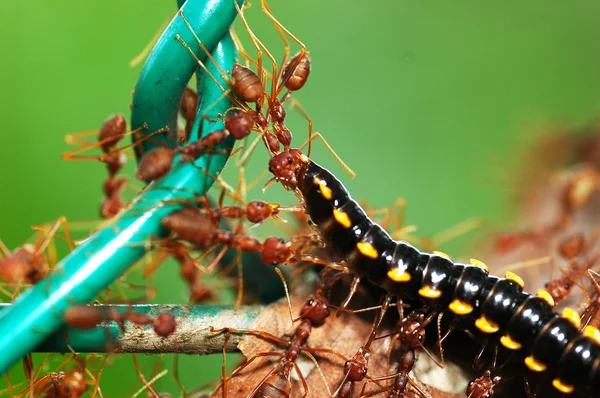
[3,4,600,398]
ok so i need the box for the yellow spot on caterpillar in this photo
[357,242,378,259]
[433,250,451,260]
[524,355,546,372]
[475,316,500,334]
[449,299,473,315]
[562,307,581,329]
[505,271,524,288]
[584,326,600,344]
[536,289,555,307]
[300,154,309,163]
[313,177,333,200]
[418,285,441,299]
[500,335,522,350]
[387,268,411,282]
[333,209,351,228]
[552,379,574,394]
[469,258,489,273]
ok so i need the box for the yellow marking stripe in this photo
[387,268,411,282]
[552,379,574,394]
[536,289,555,307]
[433,250,451,260]
[313,177,333,200]
[449,299,473,315]
[500,335,521,350]
[524,355,546,372]
[562,307,581,329]
[418,285,441,299]
[475,316,500,334]
[505,271,524,288]
[584,326,600,344]
[357,242,378,259]
[333,209,352,228]
[469,258,489,273]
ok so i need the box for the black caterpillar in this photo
[268,148,600,396]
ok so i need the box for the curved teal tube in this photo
[0,2,240,373]
[132,0,244,153]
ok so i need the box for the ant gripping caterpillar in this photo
[268,149,600,396]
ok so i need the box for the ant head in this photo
[546,279,571,302]
[246,201,278,224]
[344,358,367,382]
[300,294,330,326]
[0,248,39,283]
[153,312,177,338]
[402,320,426,349]
[414,328,426,346]
[59,370,87,395]
[261,237,293,265]
[268,149,308,190]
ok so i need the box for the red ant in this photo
[543,231,599,305]
[467,369,502,398]
[493,166,600,255]
[179,86,198,142]
[580,270,600,329]
[359,307,436,398]
[331,295,393,398]
[135,128,239,183]
[143,239,218,303]
[63,115,166,218]
[160,207,343,274]
[0,217,73,295]
[142,183,292,304]
[63,305,177,338]
[175,0,315,159]
[13,353,104,398]
[211,269,348,398]
[63,305,176,398]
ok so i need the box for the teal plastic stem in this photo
[0,0,241,374]
[132,0,244,153]
[0,304,261,354]
[171,0,287,303]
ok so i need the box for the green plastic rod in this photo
[0,304,261,354]
[0,1,240,374]
[132,0,244,153]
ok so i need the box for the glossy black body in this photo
[297,160,600,395]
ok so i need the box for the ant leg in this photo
[62,125,150,161]
[302,351,332,397]
[286,97,315,157]
[244,364,283,398]
[230,352,284,379]
[210,326,290,347]
[359,373,398,397]
[294,254,348,273]
[273,267,295,324]
[234,1,278,102]
[336,276,361,316]
[0,238,10,257]
[260,0,307,93]
[222,333,231,398]
[299,132,356,179]
[132,354,160,398]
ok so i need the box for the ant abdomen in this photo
[135,147,176,183]
[254,373,291,398]
[282,51,310,92]
[98,114,127,151]
[231,64,264,103]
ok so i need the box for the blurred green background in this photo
[1,0,600,396]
